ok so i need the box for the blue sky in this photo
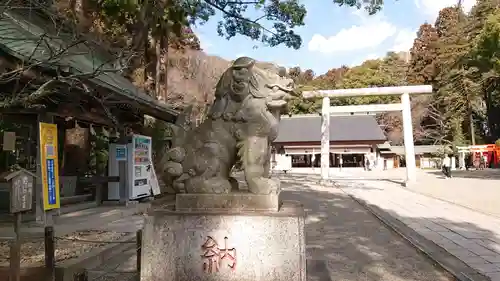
[192,0,477,75]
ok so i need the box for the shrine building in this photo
[272,114,387,169]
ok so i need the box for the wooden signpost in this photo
[1,168,36,281]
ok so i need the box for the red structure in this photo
[458,144,500,167]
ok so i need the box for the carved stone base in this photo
[175,189,281,212]
[140,201,306,281]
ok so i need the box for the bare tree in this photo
[165,49,229,119]
[418,103,454,146]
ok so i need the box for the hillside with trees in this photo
[16,0,386,182]
[33,0,387,121]
[289,0,500,148]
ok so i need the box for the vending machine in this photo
[107,143,126,200]
[107,134,152,200]
[127,134,152,199]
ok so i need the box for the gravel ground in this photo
[0,230,128,266]
[280,178,456,281]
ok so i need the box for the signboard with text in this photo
[39,122,61,211]
[7,170,35,213]
[115,145,127,161]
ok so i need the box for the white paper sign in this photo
[149,164,161,196]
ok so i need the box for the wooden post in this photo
[35,115,43,223]
[95,182,103,206]
[44,226,55,281]
[119,132,129,205]
[8,168,36,281]
[9,213,22,281]
[136,229,142,277]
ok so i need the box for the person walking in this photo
[482,154,488,169]
[442,154,452,179]
[465,154,470,171]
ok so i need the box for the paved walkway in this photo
[405,170,500,218]
[277,177,454,281]
[330,171,500,281]
[285,168,500,217]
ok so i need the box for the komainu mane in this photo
[161,57,296,194]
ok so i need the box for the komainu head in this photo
[215,56,297,103]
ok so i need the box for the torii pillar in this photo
[303,85,433,185]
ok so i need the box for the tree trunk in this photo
[132,0,150,52]
[142,15,150,84]
[164,37,169,102]
[469,103,476,145]
[144,34,150,84]
[70,0,91,30]
[154,36,162,99]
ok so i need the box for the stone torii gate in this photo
[302,85,433,185]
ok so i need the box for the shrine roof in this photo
[0,7,178,122]
[274,114,386,143]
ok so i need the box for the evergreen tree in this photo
[407,23,439,85]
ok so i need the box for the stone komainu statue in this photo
[161,57,296,194]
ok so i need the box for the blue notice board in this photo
[116,145,127,161]
[46,159,57,205]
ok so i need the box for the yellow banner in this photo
[39,122,60,211]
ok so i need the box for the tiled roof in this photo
[0,9,178,121]
[384,145,452,155]
[274,114,386,143]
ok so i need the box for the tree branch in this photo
[203,0,278,36]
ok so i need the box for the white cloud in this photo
[414,0,477,20]
[390,29,417,52]
[349,53,380,67]
[308,12,397,54]
[196,34,213,50]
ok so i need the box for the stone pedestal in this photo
[175,190,280,212]
[140,199,306,281]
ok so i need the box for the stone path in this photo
[334,175,500,281]
[279,177,454,281]
[405,170,500,218]
[312,168,500,218]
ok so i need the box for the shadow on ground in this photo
[332,178,405,187]
[275,172,405,187]
[280,179,499,281]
